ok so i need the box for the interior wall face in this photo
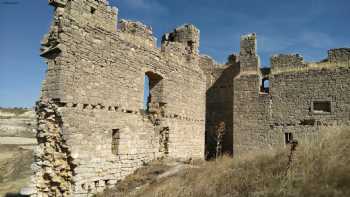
[203,65,238,158]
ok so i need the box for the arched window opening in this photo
[260,77,270,94]
[143,71,164,113]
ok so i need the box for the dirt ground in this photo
[0,144,33,196]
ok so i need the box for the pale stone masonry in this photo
[32,0,350,196]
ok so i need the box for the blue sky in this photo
[0,0,349,107]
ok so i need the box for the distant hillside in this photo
[0,108,36,196]
[0,108,36,138]
[0,107,31,117]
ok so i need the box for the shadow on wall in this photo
[5,193,28,197]
[205,63,240,159]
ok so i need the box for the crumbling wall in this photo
[35,0,205,196]
[35,0,350,195]
[118,19,155,45]
[269,53,350,146]
[232,33,272,155]
[200,55,239,158]
[231,33,350,155]
[33,100,76,196]
[270,54,306,70]
[239,33,260,73]
[162,24,200,56]
[328,48,350,63]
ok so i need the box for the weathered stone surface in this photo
[33,0,205,196]
[32,0,350,196]
[232,34,350,155]
[328,48,350,63]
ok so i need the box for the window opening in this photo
[111,129,120,155]
[260,77,270,94]
[285,132,293,144]
[313,101,331,113]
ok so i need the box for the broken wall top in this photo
[40,0,206,119]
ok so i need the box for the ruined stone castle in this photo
[32,0,350,196]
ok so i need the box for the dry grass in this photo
[0,145,33,196]
[100,126,350,197]
[95,160,172,197]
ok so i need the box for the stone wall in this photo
[199,55,239,158]
[271,54,306,70]
[328,48,350,63]
[269,58,350,147]
[162,24,200,55]
[232,33,350,155]
[34,0,205,196]
[34,0,350,196]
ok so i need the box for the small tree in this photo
[215,121,225,159]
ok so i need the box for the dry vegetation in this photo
[96,160,173,197]
[1,127,348,197]
[99,127,350,197]
[0,145,33,196]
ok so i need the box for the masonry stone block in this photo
[32,1,350,196]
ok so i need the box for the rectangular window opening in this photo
[260,78,270,94]
[112,129,120,155]
[313,101,331,114]
[143,72,163,113]
[285,132,293,144]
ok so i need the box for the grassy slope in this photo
[102,127,350,197]
[97,160,172,197]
